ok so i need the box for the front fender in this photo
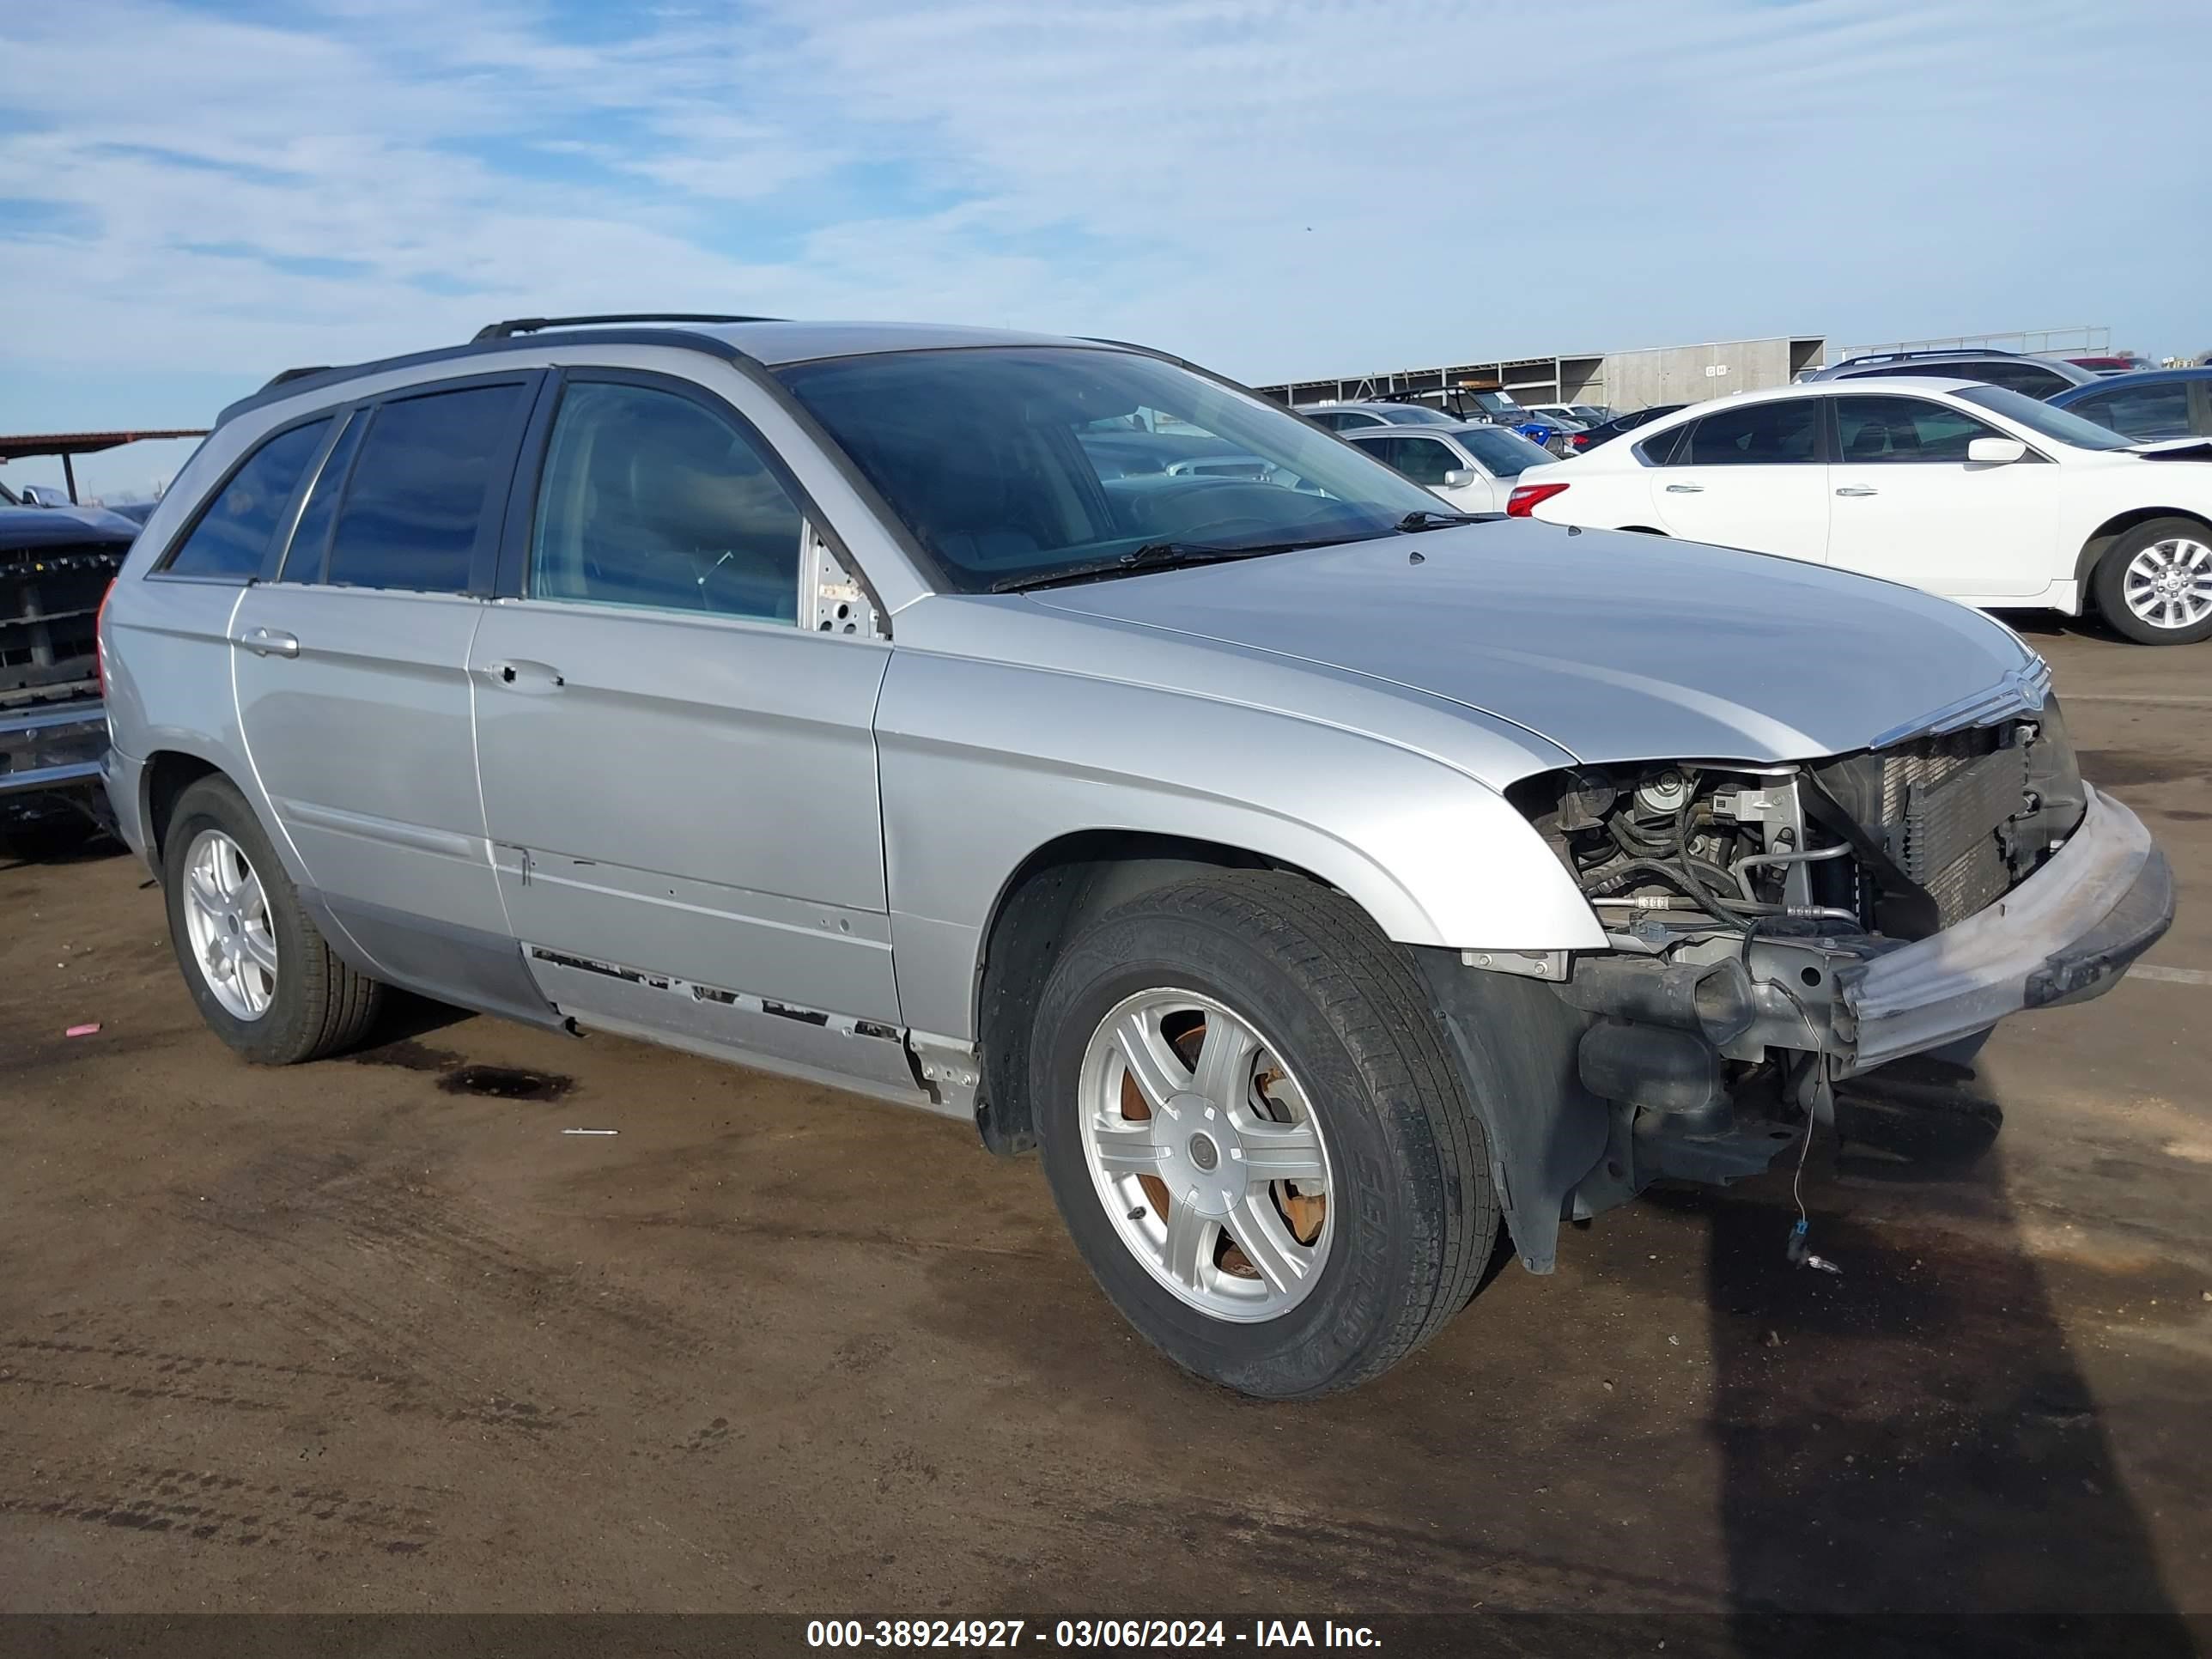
[876,649,1606,1041]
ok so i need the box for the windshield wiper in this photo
[1395,508,1487,532]
[988,539,1334,594]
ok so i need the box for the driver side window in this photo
[530,380,803,624]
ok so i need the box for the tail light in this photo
[1507,483,1569,518]
[96,579,115,700]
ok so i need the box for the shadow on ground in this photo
[1686,1059,2198,1653]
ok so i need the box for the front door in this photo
[470,370,902,1037]
[232,374,548,1021]
[1824,394,2059,599]
[1644,397,1831,563]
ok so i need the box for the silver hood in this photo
[1030,520,2045,764]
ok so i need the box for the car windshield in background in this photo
[775,348,1448,592]
[1376,405,1457,425]
[1455,427,1552,477]
[1955,385,2137,453]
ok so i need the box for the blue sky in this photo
[2,0,2206,499]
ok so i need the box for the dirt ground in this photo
[2,622,2209,1631]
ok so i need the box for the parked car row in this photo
[1295,392,1571,453]
[94,312,2172,1398]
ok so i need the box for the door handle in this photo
[1835,486,1880,497]
[1664,483,1704,494]
[484,659,565,691]
[233,626,299,659]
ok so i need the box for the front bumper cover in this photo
[1838,785,2171,1074]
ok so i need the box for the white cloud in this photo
[1,0,2206,449]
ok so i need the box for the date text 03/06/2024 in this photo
[805,1619,1383,1649]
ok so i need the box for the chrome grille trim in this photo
[1867,658,2052,750]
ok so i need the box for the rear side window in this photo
[1680,400,1820,465]
[1835,396,2000,463]
[529,380,804,624]
[161,418,330,579]
[326,383,526,592]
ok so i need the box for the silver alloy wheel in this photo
[1078,989,1334,1323]
[2122,535,2212,629]
[181,828,278,1021]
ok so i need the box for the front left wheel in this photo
[162,775,385,1064]
[1030,872,1498,1398]
[2092,517,2212,646]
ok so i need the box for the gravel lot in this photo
[2,622,2208,1624]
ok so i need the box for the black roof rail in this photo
[471,313,780,342]
[1837,346,2022,367]
[260,365,336,392]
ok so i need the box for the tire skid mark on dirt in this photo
[1080,1496,1713,1613]
[0,1460,441,1558]
[0,1329,578,1436]
[161,1153,723,1420]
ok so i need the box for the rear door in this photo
[1642,398,1831,562]
[468,368,902,1048]
[1824,394,2059,599]
[230,372,550,1021]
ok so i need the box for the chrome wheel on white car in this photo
[2120,534,2212,632]
[2094,517,2212,646]
[1078,989,1334,1323]
[181,828,278,1020]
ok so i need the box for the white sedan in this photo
[1341,421,1556,515]
[1505,377,2212,644]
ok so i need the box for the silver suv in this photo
[102,314,2172,1398]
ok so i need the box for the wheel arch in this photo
[971,830,1325,1155]
[141,746,229,870]
[2075,506,2212,590]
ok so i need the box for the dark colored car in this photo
[1563,403,1687,454]
[2047,368,2212,444]
[2,503,134,846]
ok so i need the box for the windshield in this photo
[775,348,1449,592]
[1956,385,2137,452]
[1375,404,1457,425]
[1455,427,1552,477]
[1465,391,1523,415]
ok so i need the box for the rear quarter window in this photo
[159,418,331,580]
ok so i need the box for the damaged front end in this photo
[1421,693,2172,1273]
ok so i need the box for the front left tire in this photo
[1029,871,1498,1398]
[2092,517,2212,646]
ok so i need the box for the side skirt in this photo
[521,945,957,1118]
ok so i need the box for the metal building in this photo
[1255,335,1826,413]
[1255,325,2119,416]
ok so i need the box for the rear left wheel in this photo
[162,775,385,1064]
[1030,871,1498,1398]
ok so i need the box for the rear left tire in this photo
[162,775,385,1064]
